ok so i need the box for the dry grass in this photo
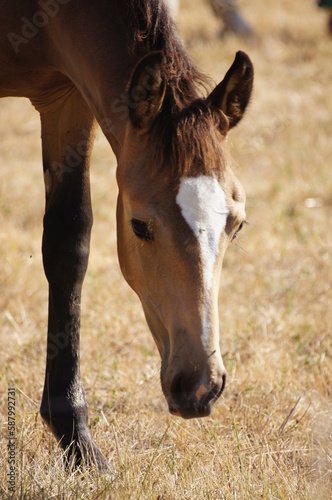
[1,0,331,498]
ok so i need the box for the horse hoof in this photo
[90,440,110,473]
[64,438,110,473]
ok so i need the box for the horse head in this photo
[116,51,253,419]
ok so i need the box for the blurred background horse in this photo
[165,0,254,37]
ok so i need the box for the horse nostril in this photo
[221,372,226,394]
[200,373,226,407]
[170,371,202,407]
[213,372,226,400]
[170,372,186,405]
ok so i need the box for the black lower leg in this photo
[40,168,107,471]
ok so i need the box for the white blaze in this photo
[176,176,229,346]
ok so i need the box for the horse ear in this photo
[207,51,253,130]
[127,51,166,132]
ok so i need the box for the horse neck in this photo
[44,2,136,151]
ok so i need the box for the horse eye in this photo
[232,220,247,241]
[131,219,153,242]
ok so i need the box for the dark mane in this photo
[152,99,229,179]
[121,0,210,111]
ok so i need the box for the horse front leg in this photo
[35,89,108,472]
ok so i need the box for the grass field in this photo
[1,0,331,498]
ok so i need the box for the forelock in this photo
[152,100,229,180]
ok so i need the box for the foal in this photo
[0,0,253,470]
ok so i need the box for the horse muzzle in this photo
[166,371,226,419]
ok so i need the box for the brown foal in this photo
[0,0,253,470]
